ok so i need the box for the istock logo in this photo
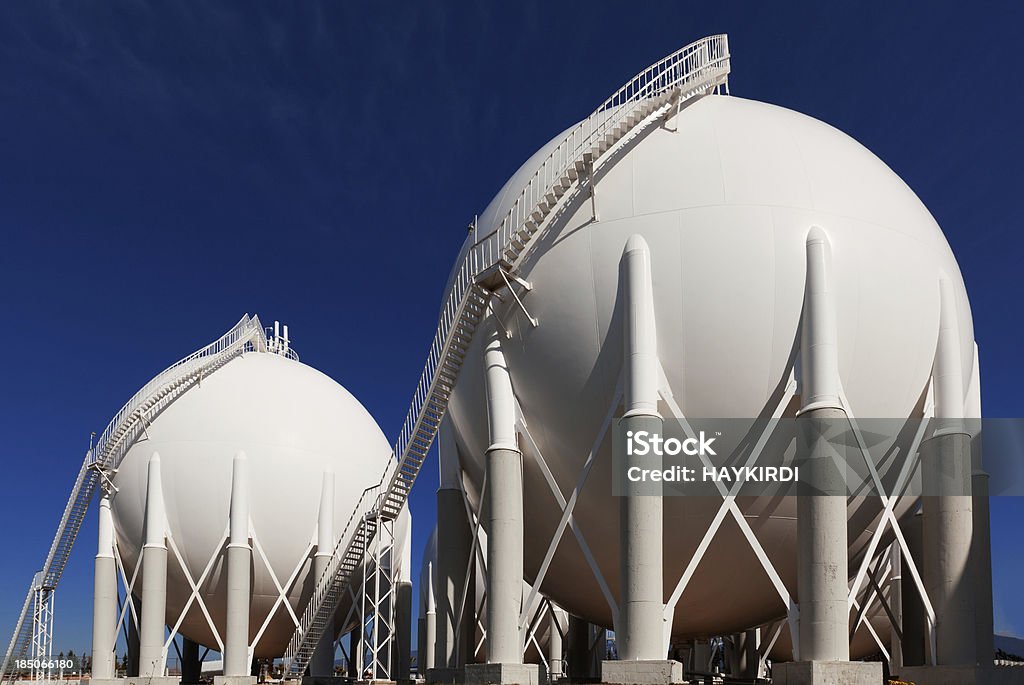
[625,430,717,457]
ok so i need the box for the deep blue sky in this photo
[1,1,1022,657]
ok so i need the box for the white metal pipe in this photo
[139,453,168,677]
[483,322,525,665]
[225,451,252,677]
[311,470,336,677]
[618,234,666,662]
[798,226,842,414]
[91,494,117,680]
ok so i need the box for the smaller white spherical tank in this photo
[111,350,407,657]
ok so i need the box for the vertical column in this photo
[548,607,566,681]
[424,558,437,672]
[91,493,117,680]
[889,545,904,672]
[348,628,361,679]
[311,471,336,677]
[395,581,413,681]
[433,419,471,676]
[181,637,202,685]
[921,278,975,666]
[139,453,169,677]
[482,322,524,666]
[968,345,994,666]
[224,452,253,679]
[617,234,666,662]
[795,227,851,663]
[127,594,141,676]
[900,513,926,667]
[567,616,591,681]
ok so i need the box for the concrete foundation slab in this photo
[600,660,683,685]
[213,676,256,685]
[771,661,880,685]
[899,665,1024,685]
[426,667,462,684]
[463,663,539,685]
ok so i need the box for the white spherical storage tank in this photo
[444,91,976,648]
[110,344,407,659]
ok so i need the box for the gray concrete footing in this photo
[91,677,181,685]
[213,676,257,685]
[600,660,683,685]
[771,661,880,685]
[899,665,1024,685]
[426,667,462,684]
[463,663,540,685]
[299,677,347,685]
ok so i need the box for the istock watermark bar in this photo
[612,417,1024,497]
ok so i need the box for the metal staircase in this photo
[282,34,731,678]
[0,315,272,685]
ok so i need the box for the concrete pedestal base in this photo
[91,678,181,685]
[464,663,539,685]
[300,677,347,685]
[771,661,880,685]
[426,667,462,684]
[899,665,1024,685]
[601,660,683,685]
[91,677,180,685]
[213,676,257,685]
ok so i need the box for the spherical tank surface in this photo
[111,351,399,657]
[446,94,976,643]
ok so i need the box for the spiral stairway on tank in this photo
[0,34,731,684]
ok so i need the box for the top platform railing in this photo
[470,33,729,269]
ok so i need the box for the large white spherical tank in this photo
[111,351,405,657]
[446,95,975,643]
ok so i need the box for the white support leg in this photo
[310,470,336,678]
[429,419,473,682]
[920,278,976,667]
[775,228,880,685]
[603,235,681,685]
[968,344,994,666]
[139,453,171,679]
[219,452,256,685]
[92,493,118,680]
[548,606,566,681]
[464,323,537,685]
[424,557,437,672]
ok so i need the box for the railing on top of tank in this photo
[469,33,729,271]
[89,314,268,471]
